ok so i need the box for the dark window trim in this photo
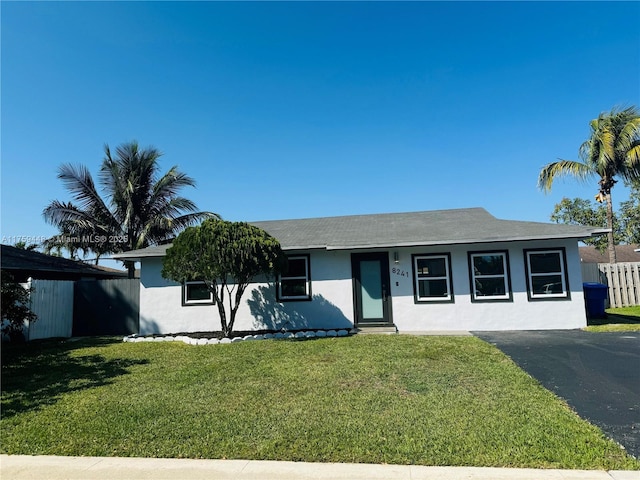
[523,247,571,301]
[277,254,312,302]
[467,250,513,303]
[411,253,454,304]
[181,280,215,306]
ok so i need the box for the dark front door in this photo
[352,252,393,326]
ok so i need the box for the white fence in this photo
[23,279,74,340]
[581,262,640,308]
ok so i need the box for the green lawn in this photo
[1,335,638,469]
[585,306,640,332]
[607,305,640,318]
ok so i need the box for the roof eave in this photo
[588,228,611,236]
[324,232,606,251]
[111,253,157,261]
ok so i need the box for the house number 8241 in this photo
[392,267,409,277]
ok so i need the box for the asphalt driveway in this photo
[473,330,640,459]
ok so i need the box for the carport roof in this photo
[1,244,128,279]
[113,207,608,260]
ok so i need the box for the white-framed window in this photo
[182,281,214,306]
[412,253,453,303]
[524,248,570,300]
[278,255,311,301]
[469,251,512,302]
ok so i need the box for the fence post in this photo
[25,277,33,341]
[630,263,640,306]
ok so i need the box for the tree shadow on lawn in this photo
[588,313,640,326]
[1,337,147,419]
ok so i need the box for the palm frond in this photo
[618,114,640,148]
[56,164,113,218]
[99,145,125,214]
[170,211,219,229]
[150,166,197,202]
[144,212,218,245]
[149,196,200,218]
[537,159,594,192]
[624,141,640,181]
[43,201,99,230]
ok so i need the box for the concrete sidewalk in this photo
[1,455,638,480]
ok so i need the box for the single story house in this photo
[114,207,607,335]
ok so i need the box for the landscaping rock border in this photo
[123,329,354,345]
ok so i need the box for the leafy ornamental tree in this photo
[550,179,640,251]
[1,271,37,342]
[551,198,622,252]
[162,219,287,338]
[619,179,640,244]
[538,106,640,263]
[43,141,217,277]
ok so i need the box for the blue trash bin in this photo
[583,282,608,318]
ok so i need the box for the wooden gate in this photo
[73,278,139,336]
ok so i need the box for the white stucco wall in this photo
[389,239,586,332]
[138,238,587,335]
[138,250,355,335]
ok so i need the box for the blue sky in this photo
[2,1,639,257]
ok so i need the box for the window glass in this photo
[529,252,562,274]
[475,277,506,297]
[418,278,448,298]
[280,279,308,298]
[416,257,446,277]
[473,255,505,275]
[186,283,211,301]
[285,258,307,277]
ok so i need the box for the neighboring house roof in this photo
[113,207,608,260]
[579,244,640,263]
[1,244,129,281]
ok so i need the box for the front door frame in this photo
[351,252,393,326]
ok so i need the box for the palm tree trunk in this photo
[606,193,617,263]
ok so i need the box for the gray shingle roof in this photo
[114,243,173,260]
[113,208,608,260]
[579,244,640,263]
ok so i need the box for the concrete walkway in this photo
[1,455,638,480]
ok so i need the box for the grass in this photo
[584,306,640,332]
[1,335,638,469]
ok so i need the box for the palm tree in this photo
[43,141,218,276]
[538,106,640,263]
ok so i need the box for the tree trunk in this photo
[125,260,136,279]
[213,283,231,338]
[606,193,617,263]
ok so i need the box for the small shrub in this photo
[1,271,37,342]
